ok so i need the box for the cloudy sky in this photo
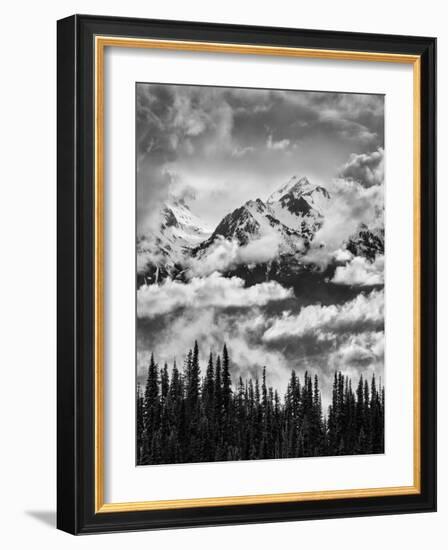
[136,83,384,233]
[136,83,385,408]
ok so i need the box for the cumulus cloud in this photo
[332,255,384,286]
[241,232,284,264]
[137,273,292,319]
[231,145,255,158]
[137,289,385,409]
[302,177,384,269]
[334,331,384,366]
[188,239,240,277]
[187,231,283,277]
[327,331,384,387]
[137,84,384,228]
[137,84,234,161]
[339,148,384,188]
[310,93,384,145]
[333,248,353,263]
[136,84,386,406]
[136,249,159,275]
[136,166,173,236]
[266,134,290,150]
[137,282,385,409]
[262,289,383,342]
[137,305,293,392]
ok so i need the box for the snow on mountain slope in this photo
[137,198,211,283]
[346,222,384,261]
[196,175,330,258]
[208,198,271,246]
[267,175,312,203]
[137,175,383,286]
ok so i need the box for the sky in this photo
[136,83,384,233]
[136,82,385,408]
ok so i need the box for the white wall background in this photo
[0,1,443,547]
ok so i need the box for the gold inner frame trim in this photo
[94,35,422,513]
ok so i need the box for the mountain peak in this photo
[244,198,266,214]
[167,195,190,211]
[292,175,311,186]
[267,175,312,203]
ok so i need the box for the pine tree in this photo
[222,344,232,415]
[261,366,268,414]
[186,342,200,408]
[136,345,384,465]
[136,384,144,463]
[355,375,364,444]
[203,352,215,417]
[161,363,169,404]
[214,355,222,420]
[142,354,159,463]
[311,374,323,454]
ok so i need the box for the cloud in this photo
[136,84,384,230]
[326,331,384,388]
[302,177,384,269]
[187,232,283,277]
[137,85,234,163]
[241,232,283,264]
[332,255,384,286]
[137,290,385,410]
[267,134,290,150]
[231,145,255,158]
[137,305,292,392]
[137,282,385,409]
[319,116,378,143]
[135,84,386,406]
[137,273,292,319]
[262,289,383,342]
[136,166,173,236]
[188,239,240,276]
[136,249,159,274]
[333,248,353,263]
[311,93,384,143]
[334,331,384,367]
[339,148,384,188]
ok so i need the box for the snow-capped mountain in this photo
[347,223,384,261]
[268,177,330,230]
[137,175,383,287]
[205,198,271,246]
[267,175,330,206]
[137,198,211,284]
[195,175,329,258]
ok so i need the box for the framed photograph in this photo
[57,14,436,534]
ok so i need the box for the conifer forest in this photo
[135,85,386,467]
[137,342,385,465]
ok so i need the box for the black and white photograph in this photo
[135,83,385,466]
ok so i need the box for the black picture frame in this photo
[57,14,436,535]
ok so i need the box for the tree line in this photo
[137,342,384,465]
